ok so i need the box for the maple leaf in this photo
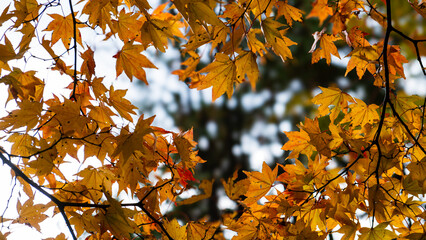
[0,68,45,102]
[14,198,51,232]
[243,162,278,205]
[306,0,333,25]
[44,13,83,47]
[310,32,341,65]
[300,117,333,157]
[261,17,297,62]
[140,13,184,52]
[187,2,224,27]
[178,179,214,205]
[358,222,397,240]
[113,41,157,83]
[177,167,197,188]
[112,115,154,162]
[0,37,26,64]
[164,218,187,240]
[102,193,140,238]
[387,45,409,79]
[77,166,114,202]
[222,170,249,201]
[197,53,238,101]
[108,86,138,121]
[312,87,355,120]
[187,221,219,240]
[172,51,200,81]
[275,0,304,27]
[81,0,116,32]
[87,103,116,129]
[282,129,316,159]
[235,51,259,90]
[112,9,142,42]
[342,99,380,127]
[12,0,41,27]
[49,99,90,136]
[0,100,42,131]
[345,46,379,79]
[80,47,96,81]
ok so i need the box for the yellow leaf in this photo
[87,103,116,129]
[112,10,142,42]
[113,41,157,83]
[198,53,238,101]
[311,33,341,65]
[80,46,96,81]
[164,218,187,240]
[174,128,200,168]
[306,0,333,25]
[276,1,303,27]
[261,17,297,61]
[0,100,42,131]
[233,224,258,240]
[44,13,83,47]
[235,51,259,90]
[0,37,25,63]
[342,99,380,127]
[312,86,355,120]
[358,222,397,240]
[0,68,44,102]
[178,179,214,205]
[188,2,224,27]
[14,198,51,232]
[187,221,219,240]
[12,0,41,27]
[102,193,140,238]
[345,46,379,79]
[77,166,114,202]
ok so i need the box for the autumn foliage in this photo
[0,0,425,239]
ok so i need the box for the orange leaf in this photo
[198,53,238,101]
[243,162,278,205]
[44,13,83,47]
[113,41,157,83]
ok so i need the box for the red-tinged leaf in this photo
[177,167,197,188]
